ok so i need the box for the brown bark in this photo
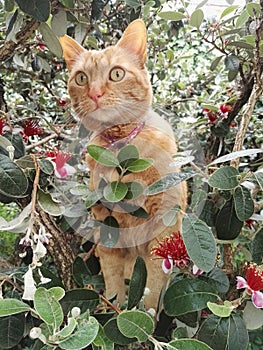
[36,204,76,290]
[0,19,40,63]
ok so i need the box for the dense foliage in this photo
[0,0,262,349]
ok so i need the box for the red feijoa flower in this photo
[207,112,218,123]
[219,104,231,114]
[152,232,190,268]
[0,119,5,135]
[24,119,43,137]
[245,263,263,292]
[245,219,254,229]
[57,99,67,108]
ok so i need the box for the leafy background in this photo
[0,0,262,349]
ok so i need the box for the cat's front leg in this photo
[142,254,168,311]
[96,245,126,305]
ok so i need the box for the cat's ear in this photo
[117,19,147,65]
[59,35,85,72]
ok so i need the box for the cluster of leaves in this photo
[0,0,262,349]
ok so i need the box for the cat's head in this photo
[59,20,152,131]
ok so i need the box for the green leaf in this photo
[198,314,249,350]
[162,205,180,227]
[51,10,67,37]
[158,11,186,21]
[104,318,137,345]
[127,256,147,309]
[198,200,216,227]
[228,70,238,82]
[87,145,119,167]
[37,189,64,216]
[15,155,35,169]
[0,154,28,197]
[93,324,114,350]
[91,0,106,20]
[251,228,263,264]
[70,185,91,196]
[210,56,223,71]
[207,301,233,318]
[168,339,213,350]
[182,214,217,272]
[208,166,239,190]
[145,171,194,195]
[61,289,100,316]
[253,171,263,190]
[233,185,254,221]
[0,203,31,233]
[72,256,92,287]
[125,181,144,200]
[206,268,230,294]
[246,2,261,18]
[163,278,218,316]
[55,317,77,339]
[243,301,263,330]
[224,54,240,71]
[126,158,153,173]
[15,0,50,21]
[117,310,154,342]
[34,287,64,331]
[220,5,238,19]
[39,23,63,57]
[58,316,99,350]
[3,131,26,159]
[189,9,204,28]
[0,299,31,317]
[85,189,103,208]
[117,144,139,167]
[100,216,119,248]
[38,159,54,175]
[227,41,254,50]
[0,313,25,349]
[118,202,149,218]
[103,181,128,202]
[0,134,13,152]
[125,0,140,8]
[215,198,243,240]
[5,0,15,12]
[196,0,208,9]
[235,10,249,28]
[210,148,262,165]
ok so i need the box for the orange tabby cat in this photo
[59,20,187,309]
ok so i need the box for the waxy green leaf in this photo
[198,314,249,350]
[234,185,254,221]
[0,299,31,317]
[182,214,217,272]
[208,166,239,190]
[34,287,65,331]
[189,9,204,28]
[117,310,154,342]
[87,145,119,167]
[0,154,28,197]
[103,181,128,202]
[164,278,218,316]
[127,256,147,310]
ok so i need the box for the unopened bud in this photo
[71,306,81,318]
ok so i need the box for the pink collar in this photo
[101,121,145,149]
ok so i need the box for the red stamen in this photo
[245,263,263,291]
[152,232,190,267]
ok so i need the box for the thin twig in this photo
[99,294,122,314]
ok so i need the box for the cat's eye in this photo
[109,67,125,82]
[75,72,88,86]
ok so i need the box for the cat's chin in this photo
[80,105,150,132]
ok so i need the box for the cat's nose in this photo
[88,86,104,103]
